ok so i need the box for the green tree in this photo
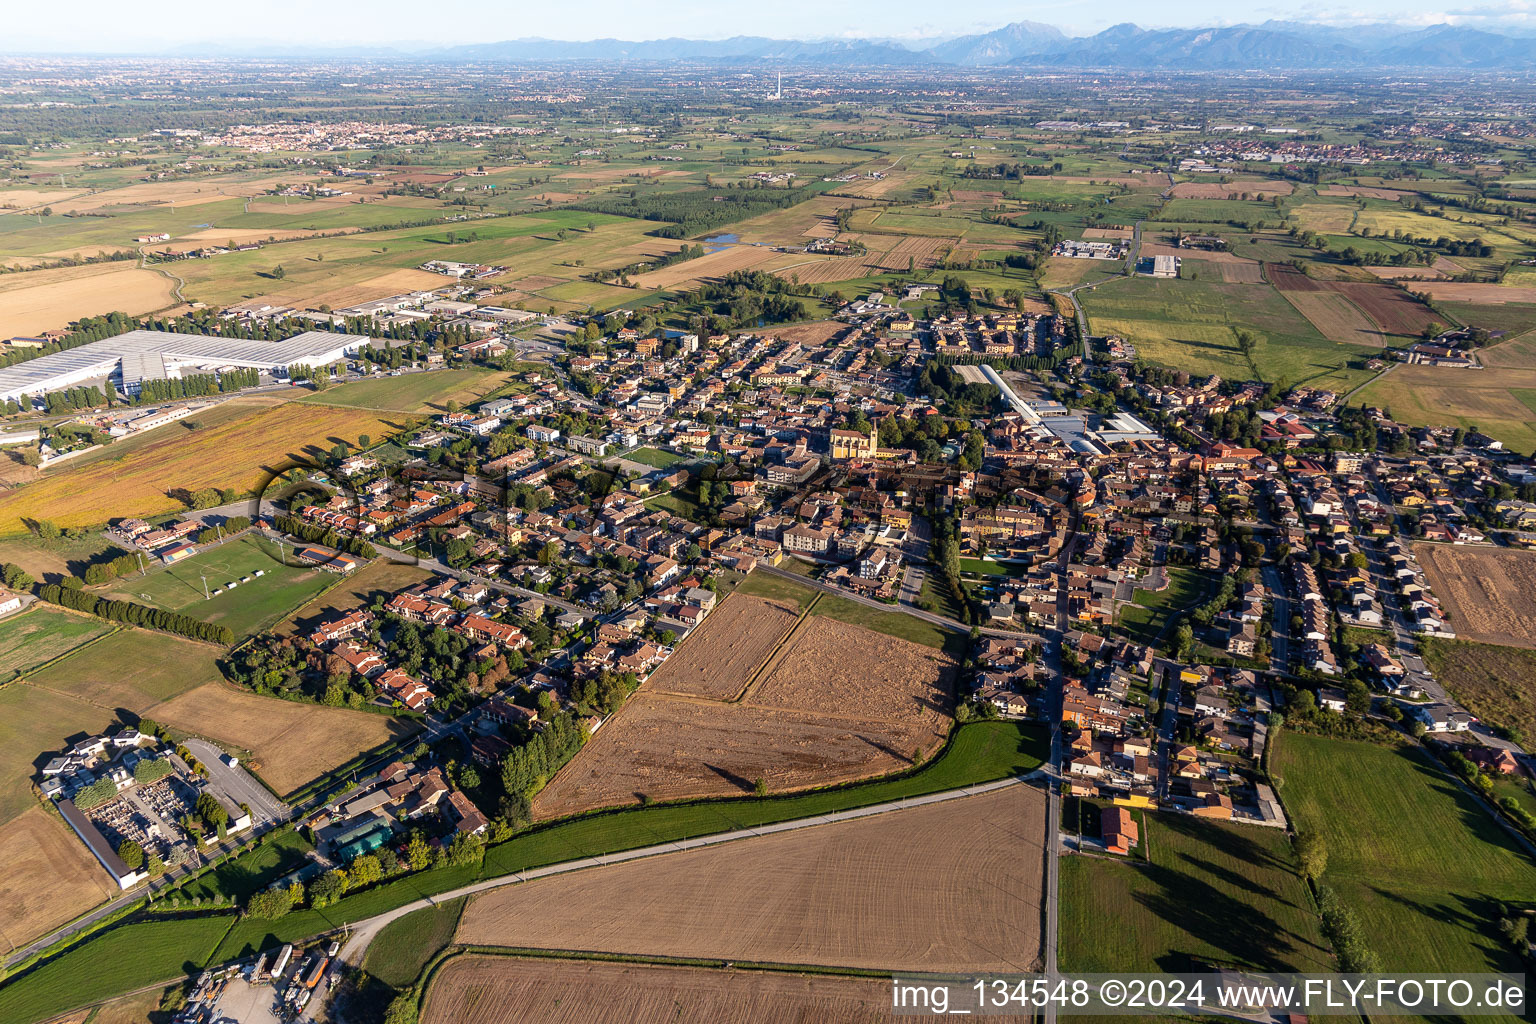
[1294,831,1327,882]
[117,839,144,871]
[309,869,348,908]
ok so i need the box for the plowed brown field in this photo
[643,593,800,701]
[461,783,1047,973]
[1416,544,1536,648]
[422,957,936,1024]
[531,613,954,819]
[147,682,418,795]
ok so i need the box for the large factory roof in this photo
[0,330,367,399]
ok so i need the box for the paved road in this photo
[335,772,1047,970]
[185,738,289,826]
[1262,566,1292,673]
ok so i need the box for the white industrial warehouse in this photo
[0,330,369,403]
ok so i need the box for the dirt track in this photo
[462,783,1047,973]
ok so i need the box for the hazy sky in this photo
[7,0,1536,52]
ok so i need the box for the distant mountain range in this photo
[149,20,1536,69]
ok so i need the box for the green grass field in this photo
[363,897,466,989]
[1420,638,1536,749]
[1083,276,1376,390]
[1061,814,1333,972]
[0,605,113,679]
[102,535,336,638]
[0,916,234,1024]
[1273,733,1536,988]
[624,446,688,469]
[0,683,119,824]
[1117,568,1216,646]
[174,829,316,903]
[209,719,1047,961]
[24,627,222,710]
[297,368,510,414]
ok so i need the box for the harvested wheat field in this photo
[147,682,418,795]
[746,616,953,728]
[1279,289,1385,347]
[776,254,870,285]
[630,246,780,289]
[0,807,118,953]
[755,320,846,344]
[0,262,176,336]
[1416,282,1536,305]
[1366,265,1449,281]
[1318,185,1411,201]
[1170,180,1293,199]
[1416,544,1536,648]
[1083,226,1134,240]
[533,614,954,819]
[1216,261,1265,283]
[0,398,407,532]
[644,593,801,700]
[300,269,450,311]
[50,175,301,215]
[464,783,1045,972]
[422,956,926,1024]
[1139,240,1257,266]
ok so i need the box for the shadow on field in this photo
[703,762,756,793]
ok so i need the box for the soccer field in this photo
[106,535,337,638]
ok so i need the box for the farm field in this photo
[0,915,234,1024]
[533,584,954,818]
[0,806,118,955]
[1279,288,1387,347]
[1268,262,1439,337]
[0,261,177,335]
[0,397,409,533]
[143,682,417,796]
[1273,733,1536,991]
[628,245,784,289]
[1169,180,1293,199]
[421,956,931,1024]
[1415,542,1536,648]
[0,605,113,680]
[641,592,801,700]
[1061,814,1332,973]
[461,783,1046,973]
[0,682,122,825]
[365,897,466,990]
[1421,639,1536,744]
[0,533,119,587]
[25,626,223,710]
[100,535,335,638]
[276,558,432,638]
[6,721,1044,1016]
[1416,282,1536,304]
[1082,276,1375,391]
[1356,364,1536,455]
[1476,330,1536,368]
[297,368,512,414]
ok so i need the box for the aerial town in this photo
[1,9,1536,1024]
